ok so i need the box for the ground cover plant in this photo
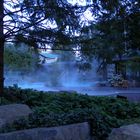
[0,86,140,140]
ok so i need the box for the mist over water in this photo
[4,58,101,92]
[5,58,135,96]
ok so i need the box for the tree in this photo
[0,0,90,94]
[74,0,140,78]
[0,0,139,94]
[81,0,140,62]
[0,0,4,94]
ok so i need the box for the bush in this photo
[0,108,122,140]
[1,86,140,140]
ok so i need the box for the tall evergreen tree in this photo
[0,0,139,94]
[82,0,140,62]
[0,0,90,94]
[0,0,4,94]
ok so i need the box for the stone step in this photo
[0,122,93,140]
[0,104,32,128]
[108,124,140,140]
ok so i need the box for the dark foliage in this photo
[1,87,140,139]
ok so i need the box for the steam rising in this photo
[4,59,99,92]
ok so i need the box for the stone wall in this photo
[0,104,32,128]
[0,122,93,140]
[108,124,140,140]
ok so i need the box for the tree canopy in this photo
[0,0,140,94]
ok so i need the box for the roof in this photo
[39,53,58,60]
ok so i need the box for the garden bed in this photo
[0,86,140,140]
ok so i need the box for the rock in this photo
[0,122,93,140]
[0,104,32,128]
[108,124,140,140]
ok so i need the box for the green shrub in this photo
[0,108,122,140]
[1,86,140,140]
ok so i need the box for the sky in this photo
[68,0,92,6]
[68,0,94,21]
[4,0,94,35]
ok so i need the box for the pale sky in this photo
[4,0,94,34]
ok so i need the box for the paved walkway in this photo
[8,83,140,101]
[16,83,140,96]
[75,87,140,102]
[49,86,140,95]
[77,87,140,96]
[56,86,140,102]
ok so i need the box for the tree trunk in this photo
[0,0,4,95]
